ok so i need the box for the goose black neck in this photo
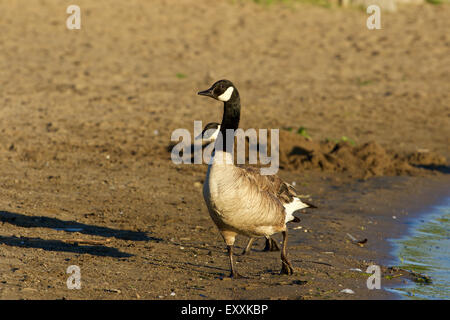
[219,95,240,150]
[221,98,240,131]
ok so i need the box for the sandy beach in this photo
[0,0,449,299]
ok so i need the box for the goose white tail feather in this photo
[284,197,309,223]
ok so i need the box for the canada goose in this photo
[197,122,282,254]
[198,79,316,277]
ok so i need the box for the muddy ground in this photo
[0,0,449,299]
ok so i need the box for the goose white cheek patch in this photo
[205,127,220,141]
[217,87,234,102]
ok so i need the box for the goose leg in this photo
[242,237,255,255]
[280,231,294,275]
[222,231,245,278]
[263,236,280,252]
[227,245,245,278]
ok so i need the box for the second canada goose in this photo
[198,79,316,277]
[197,122,283,254]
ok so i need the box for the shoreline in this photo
[349,174,450,299]
[373,176,450,267]
[380,183,450,299]
[366,175,450,299]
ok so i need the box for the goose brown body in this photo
[199,122,284,254]
[203,150,287,241]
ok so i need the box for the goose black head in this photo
[195,122,221,142]
[197,79,238,102]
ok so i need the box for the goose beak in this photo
[195,127,209,141]
[198,88,214,98]
[194,132,203,140]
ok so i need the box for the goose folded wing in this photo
[236,165,315,208]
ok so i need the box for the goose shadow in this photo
[0,210,160,242]
[412,164,450,174]
[0,235,132,258]
[145,255,230,278]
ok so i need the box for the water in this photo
[387,197,450,300]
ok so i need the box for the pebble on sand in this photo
[340,289,355,294]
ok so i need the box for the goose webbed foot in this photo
[263,237,280,252]
[280,259,294,275]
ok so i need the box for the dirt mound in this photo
[407,150,447,167]
[277,131,447,178]
[173,130,448,179]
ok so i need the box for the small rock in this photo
[340,289,355,294]
[104,288,121,294]
[194,182,202,188]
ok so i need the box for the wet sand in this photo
[0,0,449,299]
